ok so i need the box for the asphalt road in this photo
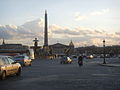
[0,58,120,90]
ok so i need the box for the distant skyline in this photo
[0,0,120,47]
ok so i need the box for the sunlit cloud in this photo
[49,23,119,46]
[90,38,103,46]
[0,18,119,47]
[115,32,120,36]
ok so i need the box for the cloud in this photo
[49,24,119,46]
[115,32,120,36]
[21,18,44,33]
[74,8,110,21]
[90,8,110,16]
[0,25,17,39]
[49,25,105,37]
[0,18,44,42]
[0,18,119,47]
[75,12,88,21]
[51,28,80,36]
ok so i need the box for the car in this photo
[105,54,110,58]
[100,54,110,58]
[93,54,97,58]
[60,56,72,64]
[86,55,94,59]
[71,55,78,60]
[0,56,21,80]
[13,55,32,66]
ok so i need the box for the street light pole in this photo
[103,40,106,64]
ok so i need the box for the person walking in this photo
[78,55,83,67]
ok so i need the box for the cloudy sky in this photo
[0,0,120,47]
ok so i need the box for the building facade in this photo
[49,41,74,57]
[0,43,30,56]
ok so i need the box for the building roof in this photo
[49,43,69,47]
[2,39,5,45]
[0,44,22,46]
[69,40,74,47]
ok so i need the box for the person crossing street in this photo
[78,55,83,67]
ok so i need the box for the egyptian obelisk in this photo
[44,10,48,47]
[43,10,50,58]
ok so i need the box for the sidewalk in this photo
[99,58,120,67]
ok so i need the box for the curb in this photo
[98,63,120,67]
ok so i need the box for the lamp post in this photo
[33,38,39,59]
[103,40,106,64]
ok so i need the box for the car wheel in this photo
[16,68,21,76]
[1,71,6,80]
[29,63,32,66]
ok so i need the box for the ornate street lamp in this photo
[33,38,39,59]
[103,40,106,64]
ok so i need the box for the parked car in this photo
[0,56,21,80]
[60,56,72,64]
[13,55,32,66]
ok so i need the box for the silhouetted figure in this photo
[78,55,83,66]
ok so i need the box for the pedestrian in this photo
[78,55,83,67]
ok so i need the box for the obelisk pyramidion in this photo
[44,10,48,47]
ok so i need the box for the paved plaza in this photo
[0,58,120,90]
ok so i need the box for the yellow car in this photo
[0,56,22,80]
[13,55,32,66]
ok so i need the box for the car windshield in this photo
[61,56,67,60]
[14,56,25,59]
[73,56,77,58]
[8,56,13,59]
[63,57,67,59]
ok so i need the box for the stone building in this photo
[0,42,30,56]
[49,41,74,57]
